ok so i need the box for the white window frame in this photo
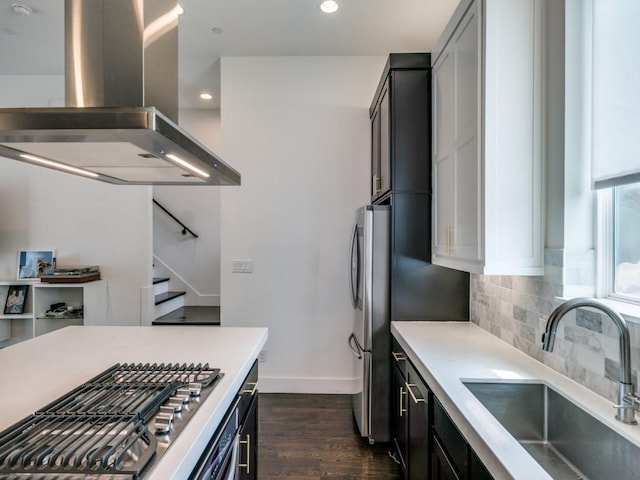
[596,189,613,299]
[596,189,640,323]
[598,188,640,305]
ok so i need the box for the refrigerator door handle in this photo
[349,222,359,308]
[348,333,362,359]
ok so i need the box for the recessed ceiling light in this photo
[212,26,224,34]
[320,0,339,14]
[200,93,213,100]
[11,3,33,15]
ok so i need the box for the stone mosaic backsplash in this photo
[470,269,640,402]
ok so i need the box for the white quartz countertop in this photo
[391,321,640,480]
[0,325,268,479]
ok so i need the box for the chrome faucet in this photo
[542,297,640,424]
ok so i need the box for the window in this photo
[612,184,640,301]
[592,1,640,305]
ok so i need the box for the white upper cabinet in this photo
[431,0,544,276]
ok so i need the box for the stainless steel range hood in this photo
[0,0,240,186]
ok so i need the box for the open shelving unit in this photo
[0,280,106,348]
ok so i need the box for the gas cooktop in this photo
[0,363,223,479]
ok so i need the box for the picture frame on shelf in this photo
[17,250,55,280]
[3,285,29,315]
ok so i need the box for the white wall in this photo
[0,160,152,325]
[153,109,223,305]
[220,56,386,393]
[0,75,153,326]
[0,76,64,107]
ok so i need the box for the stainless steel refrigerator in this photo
[348,199,469,444]
[348,205,391,444]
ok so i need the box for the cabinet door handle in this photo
[400,386,407,417]
[405,382,426,404]
[445,225,455,254]
[392,351,406,362]
[372,175,381,195]
[239,433,251,474]
[445,225,449,252]
[242,381,259,396]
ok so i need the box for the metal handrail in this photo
[153,199,199,238]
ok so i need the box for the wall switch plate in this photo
[258,350,267,363]
[232,260,253,273]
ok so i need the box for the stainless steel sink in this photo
[464,381,640,479]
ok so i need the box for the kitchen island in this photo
[0,325,268,478]
[392,321,640,480]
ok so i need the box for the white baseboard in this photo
[258,376,359,394]
[193,294,220,307]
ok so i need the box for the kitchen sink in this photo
[463,381,640,479]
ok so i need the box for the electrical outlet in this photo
[232,260,253,273]
[259,350,267,363]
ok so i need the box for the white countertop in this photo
[0,325,268,478]
[391,321,640,480]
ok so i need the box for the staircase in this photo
[152,200,220,325]
[153,277,186,319]
[152,277,220,325]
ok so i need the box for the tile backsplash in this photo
[470,257,640,402]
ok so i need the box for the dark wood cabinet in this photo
[432,397,467,479]
[432,435,462,480]
[391,340,430,480]
[378,85,391,198]
[239,360,259,422]
[406,362,430,480]
[190,360,259,480]
[238,393,258,480]
[237,360,259,480]
[370,53,431,204]
[392,355,408,475]
[370,80,385,202]
[391,342,494,480]
[470,452,493,480]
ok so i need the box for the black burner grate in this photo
[0,363,222,480]
[38,384,173,421]
[0,415,154,477]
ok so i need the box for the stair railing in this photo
[153,199,199,238]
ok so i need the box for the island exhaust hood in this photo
[0,0,240,186]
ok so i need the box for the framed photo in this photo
[17,250,55,280]
[4,285,29,315]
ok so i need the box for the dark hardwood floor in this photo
[258,393,402,480]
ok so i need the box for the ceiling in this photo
[0,0,459,109]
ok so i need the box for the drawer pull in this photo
[242,381,259,395]
[239,434,251,474]
[392,351,406,362]
[405,382,426,404]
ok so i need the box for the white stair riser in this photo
[154,295,184,320]
[154,281,169,296]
